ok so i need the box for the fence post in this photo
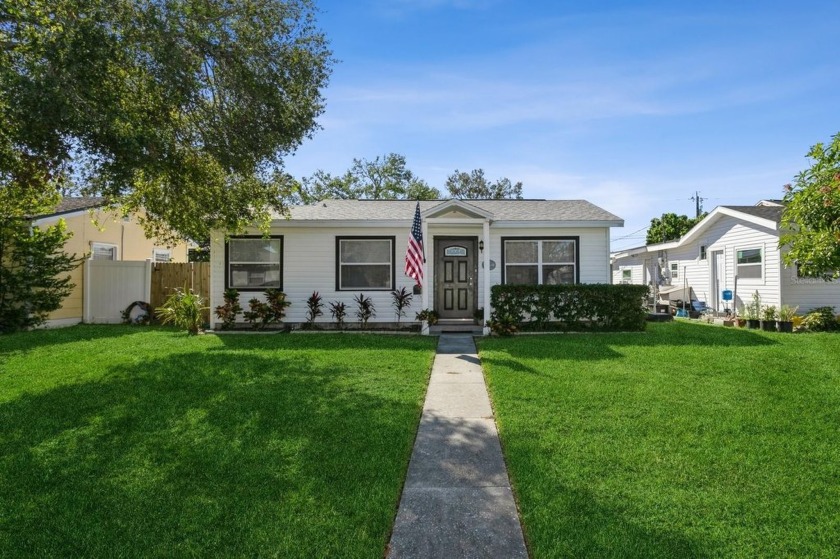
[83,258,92,323]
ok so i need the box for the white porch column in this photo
[482,219,491,335]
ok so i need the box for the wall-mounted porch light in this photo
[479,240,485,252]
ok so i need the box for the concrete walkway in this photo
[387,334,528,558]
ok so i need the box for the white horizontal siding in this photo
[210,224,613,327]
[780,255,840,313]
[612,255,646,285]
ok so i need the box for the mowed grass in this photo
[0,326,436,558]
[479,322,840,558]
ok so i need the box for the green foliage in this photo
[488,284,649,334]
[243,289,290,329]
[391,287,413,324]
[1,0,333,241]
[777,304,798,322]
[445,168,524,199]
[646,212,706,244]
[243,299,273,330]
[740,291,762,321]
[0,217,83,332]
[328,300,347,327]
[780,133,840,279]
[305,291,324,325]
[415,308,439,325]
[155,286,207,335]
[762,305,777,322]
[353,293,375,327]
[300,153,440,202]
[802,306,840,332]
[214,289,242,330]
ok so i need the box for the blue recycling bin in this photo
[722,290,733,301]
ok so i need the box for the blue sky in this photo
[283,0,840,250]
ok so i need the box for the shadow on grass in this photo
[522,484,705,559]
[480,322,778,364]
[0,348,426,557]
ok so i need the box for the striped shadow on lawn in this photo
[0,326,436,558]
[479,322,840,558]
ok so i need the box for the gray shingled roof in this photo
[283,199,622,223]
[722,205,783,222]
[33,196,107,218]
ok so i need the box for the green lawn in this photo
[479,322,840,558]
[0,326,436,558]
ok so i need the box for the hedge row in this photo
[489,283,649,334]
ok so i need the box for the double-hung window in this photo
[670,262,679,280]
[91,242,118,260]
[337,237,394,290]
[503,238,577,285]
[736,248,762,280]
[226,237,283,290]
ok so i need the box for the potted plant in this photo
[760,305,777,332]
[743,291,761,329]
[776,305,798,333]
[416,308,439,326]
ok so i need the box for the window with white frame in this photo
[621,269,632,283]
[670,262,679,279]
[337,237,394,290]
[699,245,707,260]
[736,248,762,279]
[152,249,172,263]
[503,238,577,285]
[226,237,283,290]
[91,242,118,260]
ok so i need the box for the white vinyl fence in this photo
[83,260,152,323]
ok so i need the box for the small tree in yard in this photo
[0,218,83,333]
[780,132,840,279]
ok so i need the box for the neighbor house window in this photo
[503,238,577,285]
[91,242,118,261]
[670,262,679,279]
[336,237,394,290]
[736,248,762,279]
[226,237,283,290]
[621,269,632,283]
[152,249,172,263]
[699,245,707,260]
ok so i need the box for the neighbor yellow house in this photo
[32,197,189,327]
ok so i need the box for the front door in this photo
[710,250,724,311]
[435,238,477,319]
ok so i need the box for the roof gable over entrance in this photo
[422,199,493,220]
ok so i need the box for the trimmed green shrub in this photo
[802,306,840,332]
[489,283,649,334]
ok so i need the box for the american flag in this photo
[405,202,424,286]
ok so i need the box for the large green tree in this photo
[300,153,440,202]
[780,133,840,279]
[0,0,332,241]
[646,212,705,244]
[445,168,523,199]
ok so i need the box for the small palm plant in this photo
[391,287,413,324]
[155,285,208,335]
[329,300,347,328]
[354,293,375,328]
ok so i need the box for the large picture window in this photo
[736,247,762,280]
[503,238,578,285]
[337,237,394,290]
[226,237,283,290]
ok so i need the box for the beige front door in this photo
[435,238,477,319]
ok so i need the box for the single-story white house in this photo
[210,198,624,333]
[611,200,840,314]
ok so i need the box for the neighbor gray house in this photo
[210,198,624,333]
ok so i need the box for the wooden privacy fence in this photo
[150,262,211,323]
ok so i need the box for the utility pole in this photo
[691,191,705,218]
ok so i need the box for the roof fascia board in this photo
[31,206,109,224]
[493,220,623,228]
